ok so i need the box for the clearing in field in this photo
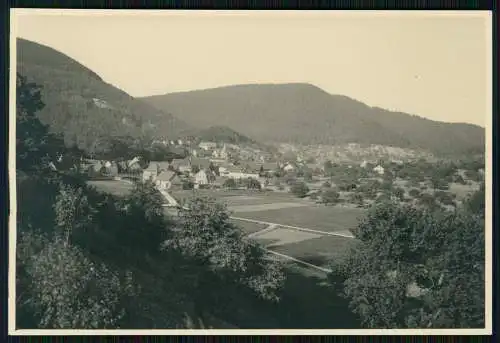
[229,202,311,213]
[87,180,133,196]
[269,234,358,268]
[251,227,323,247]
[233,205,365,233]
[229,220,268,235]
[448,182,480,199]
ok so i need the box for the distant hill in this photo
[190,125,276,153]
[141,83,485,156]
[194,126,256,145]
[16,38,191,154]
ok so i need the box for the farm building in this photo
[283,162,296,172]
[221,166,258,180]
[373,165,385,175]
[194,169,209,188]
[155,170,176,190]
[213,161,235,174]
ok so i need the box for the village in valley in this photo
[78,136,483,212]
[14,11,488,331]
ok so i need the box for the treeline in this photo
[81,135,188,162]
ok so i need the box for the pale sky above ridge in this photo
[13,10,491,127]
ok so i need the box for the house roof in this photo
[191,157,211,169]
[156,162,171,171]
[170,175,183,185]
[157,170,176,181]
[144,163,159,172]
[170,158,190,168]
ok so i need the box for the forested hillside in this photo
[17,38,191,156]
[142,83,484,156]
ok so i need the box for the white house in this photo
[227,171,259,180]
[221,166,259,180]
[360,160,368,168]
[373,165,385,175]
[194,169,209,188]
[283,163,295,172]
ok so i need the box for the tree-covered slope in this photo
[17,38,191,154]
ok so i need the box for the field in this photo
[86,179,133,196]
[229,220,268,234]
[252,227,324,247]
[171,189,305,206]
[270,235,357,268]
[233,205,364,233]
[448,182,480,200]
[92,182,362,274]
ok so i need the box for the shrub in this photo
[321,189,340,205]
[246,178,261,190]
[409,188,420,198]
[290,181,309,198]
[182,181,194,190]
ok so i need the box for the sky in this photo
[13,10,491,127]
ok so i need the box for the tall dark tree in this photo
[16,73,66,172]
[162,196,285,320]
[329,196,485,328]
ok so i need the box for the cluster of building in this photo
[141,156,279,191]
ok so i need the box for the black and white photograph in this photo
[9,9,492,334]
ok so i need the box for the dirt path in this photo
[231,216,355,239]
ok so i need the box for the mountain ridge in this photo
[16,38,192,155]
[141,83,484,156]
